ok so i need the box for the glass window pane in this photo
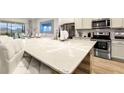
[8,23,12,30]
[0,21,25,35]
[1,22,7,34]
[40,22,52,33]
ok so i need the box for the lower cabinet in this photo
[91,56,124,74]
[112,41,124,60]
[74,53,91,74]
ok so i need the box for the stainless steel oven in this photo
[94,40,111,59]
[91,32,111,59]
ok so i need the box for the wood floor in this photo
[91,56,124,74]
[74,51,124,74]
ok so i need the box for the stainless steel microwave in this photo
[92,18,111,29]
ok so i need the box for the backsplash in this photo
[76,29,93,38]
[76,29,124,38]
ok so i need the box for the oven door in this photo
[94,41,108,51]
[94,41,111,59]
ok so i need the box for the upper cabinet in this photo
[92,18,124,29]
[111,18,123,28]
[75,18,83,29]
[122,19,124,28]
[75,18,92,29]
[75,18,124,29]
[82,18,92,29]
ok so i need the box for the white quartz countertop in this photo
[23,38,96,74]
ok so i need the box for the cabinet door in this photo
[111,18,123,28]
[82,18,92,29]
[112,42,124,60]
[122,18,124,28]
[75,18,83,29]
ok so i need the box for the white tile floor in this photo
[12,56,57,74]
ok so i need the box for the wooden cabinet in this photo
[74,52,91,74]
[75,18,92,29]
[91,56,124,74]
[111,18,123,28]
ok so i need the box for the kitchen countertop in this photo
[23,38,96,74]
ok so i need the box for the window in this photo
[0,22,7,31]
[40,20,53,33]
[0,21,25,36]
[8,23,12,33]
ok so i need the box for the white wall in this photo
[33,18,75,38]
[58,18,75,25]
[34,18,59,38]
[29,18,38,31]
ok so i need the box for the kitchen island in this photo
[24,38,96,74]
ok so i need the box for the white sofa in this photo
[0,36,24,74]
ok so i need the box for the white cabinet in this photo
[75,18,83,29]
[112,41,124,60]
[75,18,124,29]
[82,18,92,29]
[122,19,124,28]
[111,18,123,28]
[59,18,75,25]
[75,18,92,29]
